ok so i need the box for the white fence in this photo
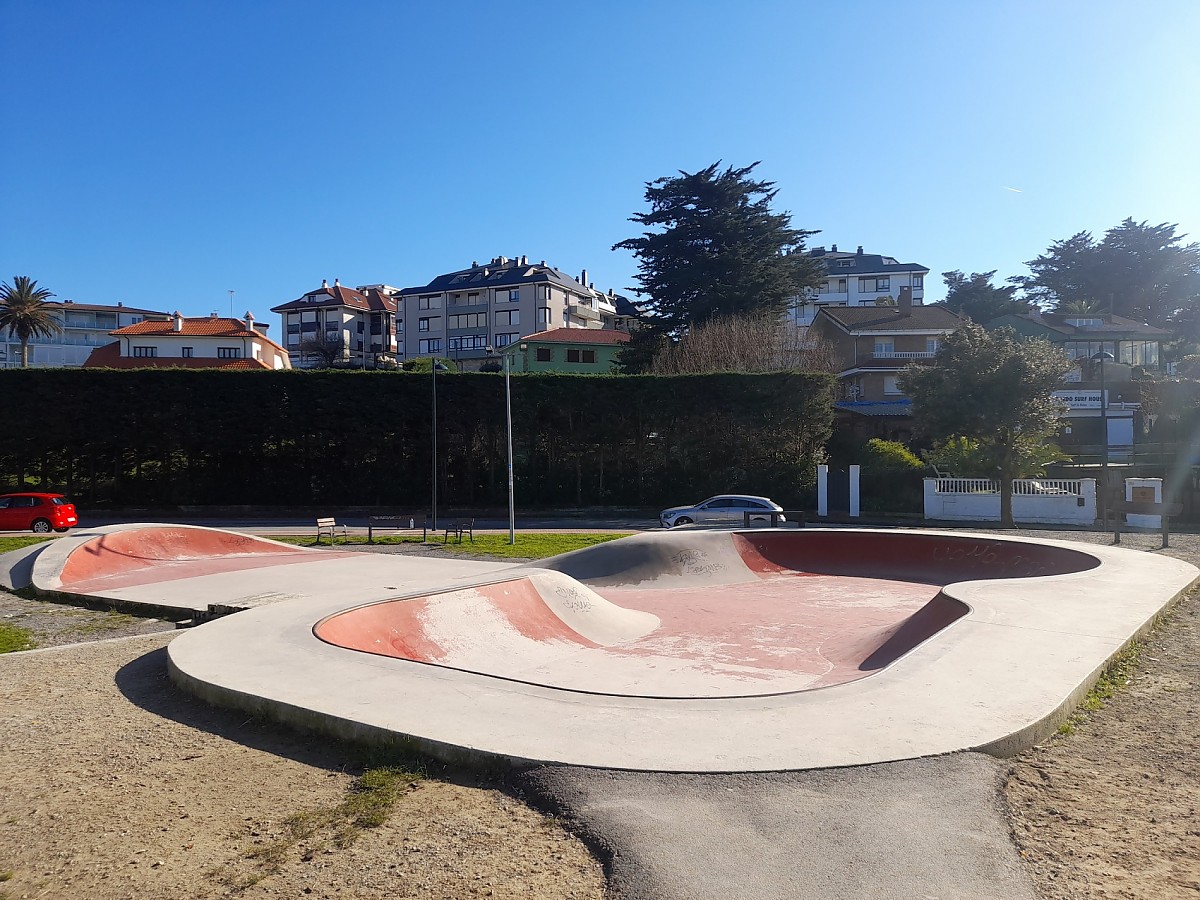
[924,478,1097,525]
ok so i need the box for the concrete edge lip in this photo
[163,527,1196,772]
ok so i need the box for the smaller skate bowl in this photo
[167,526,1196,771]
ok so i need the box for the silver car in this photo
[659,494,786,528]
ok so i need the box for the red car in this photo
[0,493,79,533]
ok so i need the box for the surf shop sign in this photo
[1051,390,1103,410]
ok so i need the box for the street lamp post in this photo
[487,345,517,545]
[430,359,448,531]
[1091,350,1115,519]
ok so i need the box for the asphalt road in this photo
[521,755,1038,900]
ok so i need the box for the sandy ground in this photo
[0,623,604,899]
[1,528,1198,898]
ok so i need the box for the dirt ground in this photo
[1000,529,1200,899]
[1,528,1198,898]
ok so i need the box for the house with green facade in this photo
[503,327,630,373]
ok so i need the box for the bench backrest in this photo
[316,517,338,527]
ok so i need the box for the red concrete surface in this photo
[57,528,355,592]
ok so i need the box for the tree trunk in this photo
[20,339,29,368]
[999,441,1015,528]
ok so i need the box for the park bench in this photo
[1108,500,1184,549]
[315,517,348,544]
[367,514,428,543]
[443,518,475,544]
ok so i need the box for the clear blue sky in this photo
[3,0,1198,323]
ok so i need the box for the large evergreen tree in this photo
[613,162,823,336]
[0,276,61,368]
[1012,219,1200,331]
[901,323,1071,527]
[942,270,1027,323]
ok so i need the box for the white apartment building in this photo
[788,245,930,327]
[83,312,291,369]
[1,301,168,368]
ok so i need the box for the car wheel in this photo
[674,516,693,527]
[31,519,52,533]
[53,527,70,533]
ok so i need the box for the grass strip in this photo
[0,623,37,653]
[267,532,632,559]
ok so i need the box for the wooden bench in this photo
[367,514,428,543]
[1108,500,1184,549]
[315,517,348,544]
[443,518,474,544]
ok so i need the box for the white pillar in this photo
[849,465,860,518]
[817,465,829,517]
[1125,477,1163,528]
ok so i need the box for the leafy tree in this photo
[942,270,1026,323]
[613,161,823,335]
[1012,219,1200,331]
[0,276,61,368]
[922,435,1068,478]
[901,323,1071,526]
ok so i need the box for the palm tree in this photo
[0,276,62,368]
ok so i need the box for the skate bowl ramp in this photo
[165,526,1198,771]
[313,530,1099,698]
[47,526,351,594]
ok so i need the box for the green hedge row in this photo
[0,369,834,510]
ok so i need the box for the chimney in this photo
[856,245,864,256]
[322,279,328,288]
[898,286,913,314]
[811,246,825,256]
[580,269,588,286]
[334,278,340,287]
[245,311,255,327]
[831,244,837,252]
[521,255,528,265]
[173,311,183,332]
[540,260,546,267]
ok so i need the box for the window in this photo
[396,318,404,333]
[926,338,940,354]
[536,347,552,362]
[467,292,480,304]
[837,278,848,293]
[582,349,596,363]
[132,346,157,358]
[218,347,242,359]
[913,275,924,289]
[287,335,299,347]
[538,285,551,301]
[859,277,890,292]
[496,310,520,326]
[837,259,852,268]
[494,332,518,347]
[181,347,193,358]
[1066,317,1103,327]
[883,375,902,395]
[1063,340,1116,360]
[287,322,300,334]
[448,335,489,351]
[1119,341,1160,367]
[497,288,521,303]
[418,316,441,332]
[566,348,581,362]
[448,313,487,329]
[874,338,895,356]
[418,338,442,353]
[536,307,550,324]
[418,296,441,310]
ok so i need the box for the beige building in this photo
[271,281,400,369]
[396,256,626,369]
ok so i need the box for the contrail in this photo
[1004,186,1023,193]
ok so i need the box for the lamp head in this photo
[1091,351,1115,362]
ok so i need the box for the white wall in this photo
[924,479,1097,525]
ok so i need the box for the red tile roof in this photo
[271,284,398,314]
[82,342,273,370]
[113,316,258,337]
[520,328,630,345]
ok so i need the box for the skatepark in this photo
[3,522,1194,772]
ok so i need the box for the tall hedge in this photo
[0,369,833,510]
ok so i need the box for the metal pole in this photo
[505,352,515,545]
[1099,356,1108,515]
[431,362,438,531]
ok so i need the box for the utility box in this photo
[1125,478,1163,528]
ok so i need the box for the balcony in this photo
[871,351,936,360]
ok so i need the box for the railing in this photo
[934,478,1085,496]
[872,351,936,359]
[935,478,998,494]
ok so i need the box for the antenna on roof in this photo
[228,290,235,318]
